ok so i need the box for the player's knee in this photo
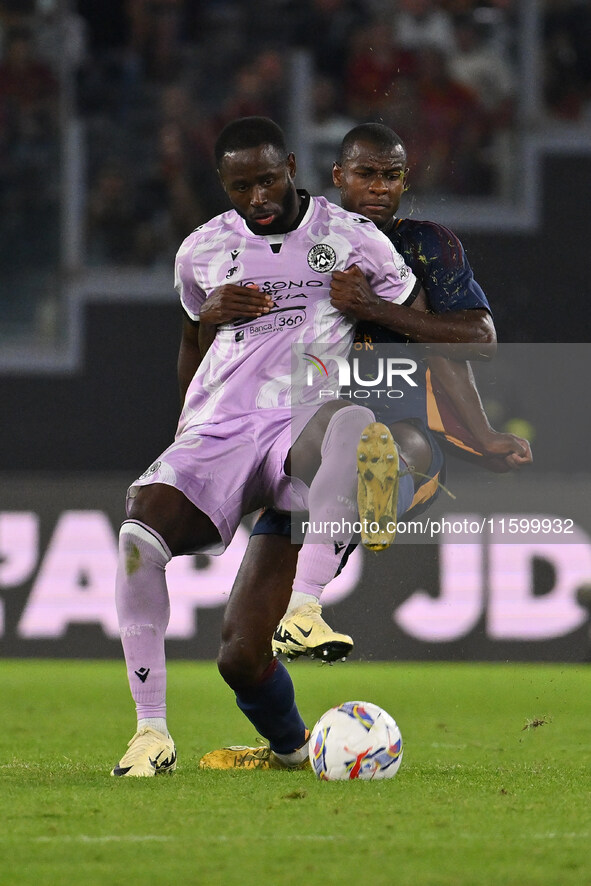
[118,520,171,572]
[217,633,269,689]
[127,484,159,523]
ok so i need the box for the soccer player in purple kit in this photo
[110,117,421,776]
[196,126,533,770]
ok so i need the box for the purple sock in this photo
[116,520,171,720]
[294,405,374,596]
[235,659,307,754]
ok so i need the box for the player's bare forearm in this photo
[367,303,496,359]
[178,313,202,406]
[429,356,532,470]
[198,322,216,362]
[330,266,496,360]
[429,357,492,440]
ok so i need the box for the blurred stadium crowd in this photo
[0,0,590,292]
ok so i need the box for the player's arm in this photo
[178,311,202,405]
[175,235,212,404]
[195,283,275,361]
[198,283,273,325]
[428,356,533,471]
[177,282,275,402]
[330,265,496,360]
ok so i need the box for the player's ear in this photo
[287,152,297,179]
[402,167,410,192]
[332,162,343,188]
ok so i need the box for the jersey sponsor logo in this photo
[307,243,337,273]
[244,279,322,294]
[248,321,275,337]
[233,306,307,339]
[226,266,238,278]
[272,292,307,302]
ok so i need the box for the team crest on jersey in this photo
[393,251,411,279]
[307,243,336,273]
[139,461,161,479]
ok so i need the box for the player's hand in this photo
[330,265,382,320]
[478,432,533,472]
[199,284,273,325]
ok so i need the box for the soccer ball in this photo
[308,700,403,781]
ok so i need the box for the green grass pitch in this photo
[1,659,589,886]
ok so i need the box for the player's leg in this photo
[112,483,221,777]
[200,532,310,769]
[265,404,384,661]
[288,402,375,592]
[275,402,378,660]
[219,532,297,683]
[200,399,374,770]
[275,419,433,660]
[357,419,433,549]
[249,508,355,662]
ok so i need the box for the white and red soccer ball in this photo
[309,700,403,781]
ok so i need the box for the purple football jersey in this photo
[175,194,416,433]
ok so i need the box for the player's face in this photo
[219,145,299,234]
[333,141,408,229]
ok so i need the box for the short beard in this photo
[247,186,300,235]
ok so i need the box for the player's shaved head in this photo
[338,124,406,165]
[215,116,287,168]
